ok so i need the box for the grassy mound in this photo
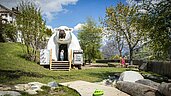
[0,42,127,85]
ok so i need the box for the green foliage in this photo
[16,1,47,61]
[3,23,17,42]
[0,16,6,42]
[78,17,102,62]
[104,3,146,64]
[133,44,153,60]
[111,55,120,59]
[141,0,171,60]
[45,28,52,36]
[0,16,16,42]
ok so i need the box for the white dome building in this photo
[43,26,83,70]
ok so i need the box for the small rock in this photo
[28,82,46,87]
[108,76,117,80]
[0,85,12,91]
[30,85,43,91]
[0,91,21,96]
[127,65,138,68]
[48,81,58,88]
[28,82,46,91]
[158,82,171,96]
[15,84,30,91]
[25,89,37,95]
[143,74,168,82]
[105,79,113,86]
[139,63,147,71]
[118,71,144,82]
[14,82,46,95]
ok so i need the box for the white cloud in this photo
[36,0,78,22]
[0,0,78,22]
[72,23,84,36]
[46,25,53,30]
[73,23,84,32]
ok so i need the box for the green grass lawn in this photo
[0,42,127,85]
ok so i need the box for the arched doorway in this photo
[58,44,68,61]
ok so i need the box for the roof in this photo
[0,4,16,15]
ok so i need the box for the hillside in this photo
[0,42,127,85]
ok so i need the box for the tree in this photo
[141,0,171,60]
[3,23,17,42]
[103,28,124,57]
[0,16,17,42]
[16,1,47,62]
[104,3,146,64]
[0,16,6,42]
[78,17,102,64]
[101,40,116,59]
[45,28,52,36]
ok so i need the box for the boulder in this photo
[48,81,58,88]
[118,71,144,82]
[116,81,162,96]
[158,82,171,96]
[135,79,160,89]
[0,91,21,96]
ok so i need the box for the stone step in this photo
[52,63,69,65]
[51,64,69,67]
[51,67,70,70]
[52,61,69,63]
[50,68,70,71]
[51,61,70,71]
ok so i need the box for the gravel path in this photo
[60,80,129,96]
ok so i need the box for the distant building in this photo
[0,4,22,42]
[0,4,18,24]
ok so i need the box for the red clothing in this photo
[121,58,125,65]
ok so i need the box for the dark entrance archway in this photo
[58,44,68,61]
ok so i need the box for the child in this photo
[60,50,64,61]
[121,56,126,67]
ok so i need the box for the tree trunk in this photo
[119,49,122,57]
[26,44,30,55]
[0,33,5,42]
[88,58,91,64]
[34,50,37,62]
[129,48,133,65]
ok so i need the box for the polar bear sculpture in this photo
[47,26,81,61]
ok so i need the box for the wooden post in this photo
[50,49,52,70]
[69,49,72,71]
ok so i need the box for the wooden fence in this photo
[146,61,171,78]
[96,59,171,78]
[96,59,143,65]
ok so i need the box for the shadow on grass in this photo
[0,69,45,83]
[0,69,75,84]
[88,71,122,82]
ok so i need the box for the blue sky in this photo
[46,0,127,28]
[1,0,130,30]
